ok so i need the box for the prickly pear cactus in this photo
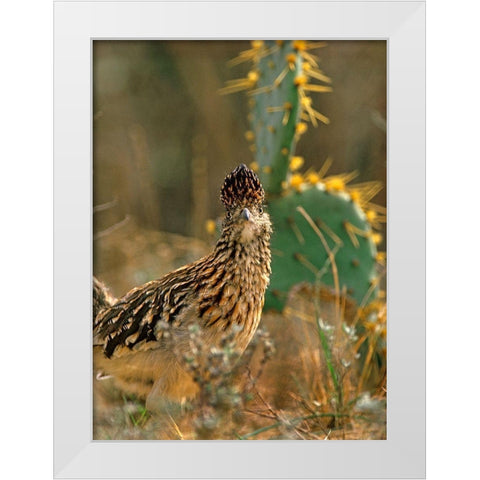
[221,40,385,311]
[267,184,379,311]
[248,41,303,193]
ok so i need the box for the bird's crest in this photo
[220,164,265,209]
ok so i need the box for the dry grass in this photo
[93,288,386,441]
[93,225,386,440]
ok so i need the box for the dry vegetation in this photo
[93,40,386,441]
[93,226,386,441]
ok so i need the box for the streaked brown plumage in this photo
[93,277,116,319]
[93,164,272,408]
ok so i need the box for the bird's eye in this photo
[258,207,263,214]
[226,211,232,220]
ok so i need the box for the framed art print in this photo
[54,0,425,478]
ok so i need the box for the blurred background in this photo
[93,41,387,440]
[93,40,386,296]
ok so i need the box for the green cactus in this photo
[248,41,303,193]
[266,185,379,311]
[221,40,384,311]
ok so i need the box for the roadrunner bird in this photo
[93,164,272,408]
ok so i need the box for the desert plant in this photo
[221,40,385,311]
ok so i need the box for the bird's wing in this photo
[93,270,196,358]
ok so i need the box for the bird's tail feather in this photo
[93,276,117,321]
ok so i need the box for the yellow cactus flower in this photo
[247,70,259,83]
[306,171,320,184]
[218,69,259,95]
[349,190,360,203]
[290,173,304,191]
[366,210,377,222]
[295,122,308,135]
[293,40,307,51]
[244,130,255,142]
[286,53,297,65]
[371,233,383,245]
[301,96,312,108]
[325,177,345,192]
[294,75,308,87]
[205,219,216,235]
[251,40,264,49]
[289,156,304,171]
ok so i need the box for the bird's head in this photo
[220,164,272,244]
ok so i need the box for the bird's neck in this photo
[213,232,271,271]
[206,233,271,298]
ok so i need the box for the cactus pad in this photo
[266,185,379,311]
[249,41,303,193]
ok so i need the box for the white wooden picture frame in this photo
[54,1,425,477]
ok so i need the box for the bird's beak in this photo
[241,208,252,221]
